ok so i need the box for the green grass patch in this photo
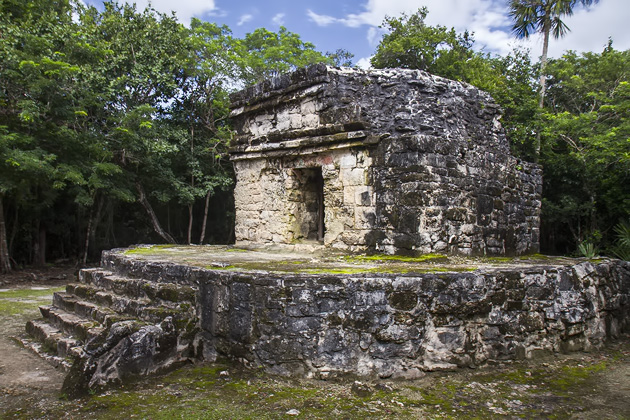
[0,287,64,316]
[549,361,607,392]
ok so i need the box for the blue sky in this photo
[83,0,630,68]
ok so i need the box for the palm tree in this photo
[509,0,598,159]
[509,0,598,108]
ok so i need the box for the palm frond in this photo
[614,220,630,248]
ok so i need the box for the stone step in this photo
[61,286,190,324]
[67,283,149,312]
[39,305,104,342]
[25,319,82,359]
[79,270,196,304]
[78,268,113,286]
[53,292,129,327]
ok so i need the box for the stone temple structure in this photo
[23,66,629,396]
[229,64,542,256]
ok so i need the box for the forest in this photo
[1,0,629,272]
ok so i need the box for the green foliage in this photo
[612,220,630,260]
[326,48,355,67]
[370,8,476,81]
[236,26,333,85]
[578,241,598,258]
[540,44,630,254]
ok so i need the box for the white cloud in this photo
[237,13,253,26]
[356,56,373,69]
[272,13,285,26]
[116,0,217,24]
[307,0,628,59]
[367,26,387,47]
[307,9,341,26]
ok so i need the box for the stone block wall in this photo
[233,148,376,250]
[101,251,630,380]
[194,260,629,379]
[230,64,542,256]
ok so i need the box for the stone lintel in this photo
[230,138,369,161]
[230,130,369,159]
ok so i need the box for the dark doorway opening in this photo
[290,167,325,242]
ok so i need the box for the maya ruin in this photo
[230,63,541,256]
[23,65,630,395]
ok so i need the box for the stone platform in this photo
[25,245,630,393]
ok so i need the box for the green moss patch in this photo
[346,253,449,264]
[124,245,177,255]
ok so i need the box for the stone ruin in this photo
[21,65,630,395]
[229,64,542,256]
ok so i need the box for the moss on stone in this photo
[346,253,448,264]
[124,245,175,255]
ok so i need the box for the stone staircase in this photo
[24,261,199,395]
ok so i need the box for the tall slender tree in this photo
[509,0,598,108]
[509,0,598,158]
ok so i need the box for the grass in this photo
[3,342,628,419]
[0,287,65,316]
[71,363,420,419]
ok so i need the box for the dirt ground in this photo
[1,267,630,419]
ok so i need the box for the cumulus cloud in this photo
[306,0,627,58]
[237,13,253,26]
[116,0,217,24]
[356,56,373,69]
[272,13,285,26]
[307,9,341,26]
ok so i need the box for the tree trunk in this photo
[83,202,95,265]
[534,21,551,162]
[135,181,176,244]
[187,204,193,245]
[199,190,211,244]
[538,24,550,110]
[36,226,46,267]
[8,201,17,255]
[83,194,105,264]
[0,194,11,273]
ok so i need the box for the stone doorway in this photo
[289,167,325,242]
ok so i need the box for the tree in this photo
[326,48,354,67]
[539,43,630,254]
[0,0,84,268]
[509,0,600,108]
[370,8,476,80]
[509,0,599,157]
[236,27,332,85]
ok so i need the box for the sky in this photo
[84,0,630,68]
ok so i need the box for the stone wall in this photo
[102,251,630,380]
[230,64,542,256]
[233,149,376,250]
